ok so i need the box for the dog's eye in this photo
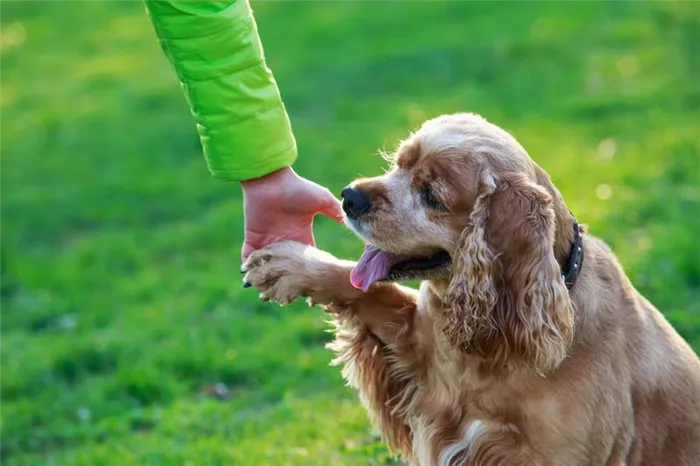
[420,186,443,209]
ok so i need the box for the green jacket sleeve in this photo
[145,0,297,181]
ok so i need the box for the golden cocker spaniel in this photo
[243,113,700,466]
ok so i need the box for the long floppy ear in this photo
[444,171,574,374]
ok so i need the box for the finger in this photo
[308,229,317,248]
[319,191,345,224]
[241,242,256,263]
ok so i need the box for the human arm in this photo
[145,1,343,259]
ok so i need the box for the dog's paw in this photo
[242,241,323,305]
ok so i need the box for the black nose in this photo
[341,187,372,218]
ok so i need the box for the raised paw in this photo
[242,241,328,305]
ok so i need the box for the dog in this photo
[243,113,700,466]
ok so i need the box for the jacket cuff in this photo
[202,105,298,182]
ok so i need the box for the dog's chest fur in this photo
[409,352,490,465]
[405,289,526,465]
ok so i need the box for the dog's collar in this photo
[562,219,584,290]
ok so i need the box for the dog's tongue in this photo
[350,245,403,292]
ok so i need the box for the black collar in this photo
[562,220,584,290]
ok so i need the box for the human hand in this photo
[240,167,344,261]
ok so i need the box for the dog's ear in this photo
[444,171,574,374]
[443,170,498,353]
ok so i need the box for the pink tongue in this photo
[350,245,402,292]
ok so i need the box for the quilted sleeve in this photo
[145,0,297,181]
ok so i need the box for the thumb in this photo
[318,189,345,224]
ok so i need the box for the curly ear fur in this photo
[443,171,498,351]
[444,171,574,374]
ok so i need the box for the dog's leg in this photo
[243,241,418,344]
[244,241,419,458]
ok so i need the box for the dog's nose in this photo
[341,187,372,218]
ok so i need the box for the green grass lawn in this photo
[2,1,699,465]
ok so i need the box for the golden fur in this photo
[243,113,700,466]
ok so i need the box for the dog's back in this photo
[564,235,700,465]
[626,297,700,465]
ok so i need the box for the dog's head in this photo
[344,113,574,373]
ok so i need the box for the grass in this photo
[1,1,699,465]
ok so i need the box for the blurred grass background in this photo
[1,1,699,465]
